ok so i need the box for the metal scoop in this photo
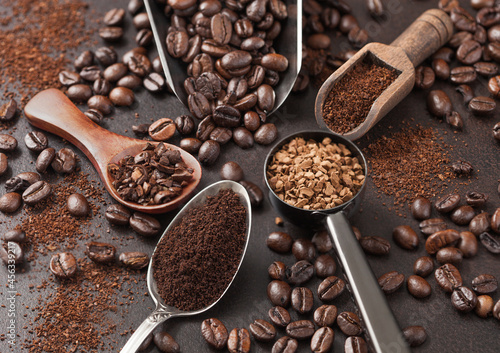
[119,180,252,353]
[315,9,453,140]
[144,0,302,115]
[264,130,411,353]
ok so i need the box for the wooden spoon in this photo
[315,9,453,140]
[24,88,202,214]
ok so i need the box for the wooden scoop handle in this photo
[391,9,453,67]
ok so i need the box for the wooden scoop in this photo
[24,89,202,214]
[315,9,453,140]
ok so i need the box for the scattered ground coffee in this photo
[267,137,365,210]
[152,189,247,311]
[322,59,398,134]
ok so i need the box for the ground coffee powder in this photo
[322,59,398,134]
[152,189,247,311]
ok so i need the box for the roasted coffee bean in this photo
[450,205,475,226]
[472,274,498,294]
[105,204,132,225]
[339,14,358,33]
[249,319,276,342]
[88,95,113,115]
[128,0,143,14]
[314,254,336,278]
[174,115,194,135]
[489,75,500,98]
[66,193,90,217]
[312,230,333,253]
[479,232,500,253]
[59,70,81,86]
[148,118,175,141]
[80,65,102,82]
[22,181,52,205]
[201,318,228,350]
[469,96,496,115]
[456,84,474,104]
[261,53,288,72]
[337,312,362,336]
[435,263,462,292]
[475,295,494,318]
[378,271,405,294]
[292,238,316,262]
[432,59,450,80]
[402,326,427,347]
[254,123,278,145]
[420,218,447,236]
[211,13,232,45]
[122,47,148,66]
[436,247,463,265]
[458,231,478,258]
[67,84,93,103]
[310,327,334,353]
[5,177,30,193]
[286,260,314,285]
[84,109,103,125]
[344,336,368,353]
[477,6,500,27]
[0,134,17,153]
[127,53,152,77]
[0,241,24,264]
[452,286,478,312]
[196,115,216,141]
[92,78,111,96]
[74,50,94,70]
[220,50,252,71]
[450,7,476,32]
[256,84,275,112]
[129,212,160,237]
[24,131,48,153]
[470,212,491,236]
[136,28,153,47]
[96,46,119,67]
[153,332,180,353]
[444,111,463,129]
[291,287,314,314]
[50,252,77,278]
[233,127,254,149]
[407,275,431,298]
[119,251,149,269]
[393,225,419,250]
[246,66,265,89]
[427,90,452,117]
[456,40,482,65]
[17,172,40,185]
[272,336,298,353]
[450,160,473,176]
[3,230,26,243]
[213,104,241,127]
[0,192,22,213]
[117,75,143,90]
[450,66,477,84]
[359,236,390,255]
[51,148,76,174]
[99,26,124,41]
[474,62,498,77]
[103,63,128,82]
[286,320,315,340]
[313,304,337,327]
[0,99,16,122]
[414,66,435,90]
[227,328,251,353]
[133,12,150,29]
[425,229,459,254]
[86,241,116,263]
[268,306,291,327]
[200,0,222,16]
[143,72,165,92]
[413,256,434,277]
[491,207,500,233]
[198,140,220,165]
[318,275,345,302]
[188,92,211,119]
[411,196,431,220]
[495,299,500,320]
[432,46,455,62]
[220,161,244,182]
[104,8,125,26]
[268,261,287,280]
[434,193,460,213]
[0,153,7,176]
[109,87,135,106]
[180,138,202,154]
[267,280,291,307]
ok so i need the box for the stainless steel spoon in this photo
[119,180,252,353]
[144,0,302,115]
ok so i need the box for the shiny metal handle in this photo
[325,213,411,353]
[120,306,171,353]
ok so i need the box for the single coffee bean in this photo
[213,104,241,128]
[318,275,345,302]
[86,241,116,263]
[475,295,494,318]
[153,332,180,353]
[491,207,500,233]
[233,127,254,149]
[337,312,362,336]
[402,326,427,347]
[118,251,149,269]
[411,196,431,220]
[88,95,113,115]
[268,306,291,327]
[74,50,94,70]
[310,327,334,353]
[479,232,500,253]
[254,123,278,145]
[292,238,316,261]
[359,236,390,255]
[413,256,434,277]
[435,263,462,292]
[136,28,153,47]
[450,66,477,84]
[129,212,160,237]
[469,96,496,115]
[80,65,102,82]
[434,193,460,213]
[5,177,30,193]
[312,230,333,253]
[50,252,77,278]
[201,318,228,349]
[92,78,111,96]
[99,26,124,41]
[267,280,291,307]
[0,134,18,153]
[148,118,176,141]
[105,204,132,225]
[0,242,24,264]
[0,98,17,122]
[472,274,498,294]
[286,320,315,340]
[291,287,314,314]
[220,161,244,181]
[456,84,474,104]
[239,180,263,207]
[0,153,7,175]
[174,115,194,135]
[268,261,287,280]
[122,47,147,66]
[17,172,40,185]
[494,299,500,320]
[249,319,276,342]
[59,70,81,86]
[432,58,450,80]
[117,75,143,90]
[427,90,452,117]
[314,254,336,278]
[0,192,22,213]
[452,161,473,177]
[456,40,482,65]
[415,66,435,89]
[261,53,289,72]
[445,111,463,130]
[488,75,500,98]
[458,231,478,258]
[345,336,368,353]
[474,61,498,76]
[452,286,478,312]
[407,275,431,298]
[436,247,463,265]
[227,328,250,353]
[109,87,135,106]
[127,53,152,77]
[393,225,419,250]
[198,140,220,165]
[104,8,125,26]
[243,111,260,131]
[22,181,52,205]
[103,63,128,83]
[450,205,475,226]
[96,46,119,66]
[286,260,314,285]
[272,336,298,353]
[180,137,202,154]
[84,109,104,125]
[128,0,143,14]
[67,84,93,103]
[51,148,76,174]
[465,191,488,208]
[210,127,232,144]
[131,124,149,135]
[470,212,491,236]
[196,115,216,141]
[3,230,26,243]
[66,193,90,217]
[425,229,460,254]
[378,271,405,294]
[143,72,165,92]
[314,304,338,327]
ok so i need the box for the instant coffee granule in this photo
[267,137,365,210]
[152,189,247,311]
[322,60,399,134]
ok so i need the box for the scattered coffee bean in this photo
[143,72,165,92]
[411,196,431,220]
[239,180,263,207]
[109,87,135,106]
[427,90,452,117]
[268,306,291,328]
[104,8,125,26]
[479,232,500,253]
[0,134,18,153]
[413,256,434,277]
[86,241,116,264]
[22,181,52,205]
[254,123,278,145]
[286,320,315,340]
[119,251,149,269]
[469,96,496,115]
[337,312,362,336]
[268,261,286,281]
[475,295,494,318]
[35,148,56,173]
[310,327,334,353]
[51,148,76,174]
[312,230,333,253]
[105,204,131,225]
[314,304,337,327]
[3,229,26,243]
[17,172,40,185]
[66,193,90,217]
[84,109,104,124]
[494,299,500,320]
[378,271,405,294]
[50,252,77,278]
[450,205,475,225]
[451,160,473,176]
[180,137,202,154]
[88,95,113,115]
[435,193,460,213]
[267,280,291,307]
[359,236,390,255]
[291,287,314,314]
[318,275,345,302]
[494,122,500,140]
[0,153,7,175]
[435,263,462,293]
[407,275,431,298]
[419,218,447,236]
[286,260,314,285]
[292,238,316,262]
[445,111,463,130]
[227,328,251,353]
[198,140,220,165]
[201,318,228,350]
[174,115,195,135]
[249,319,276,342]
[345,336,368,353]
[472,274,498,294]
[272,336,298,353]
[148,118,176,141]
[99,26,124,41]
[491,207,500,233]
[470,212,491,235]
[132,123,150,135]
[314,254,336,278]
[1,242,24,265]
[415,66,435,89]
[129,212,161,237]
[266,231,292,253]
[451,286,478,312]
[402,326,427,347]
[458,231,478,258]
[118,74,143,90]
[5,177,30,193]
[436,246,463,265]
[220,161,244,181]
[0,192,22,213]
[24,131,48,153]
[425,229,460,254]
[393,225,419,250]
[0,99,17,121]
[153,332,180,353]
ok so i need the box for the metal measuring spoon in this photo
[264,130,411,353]
[120,180,252,353]
[144,0,302,115]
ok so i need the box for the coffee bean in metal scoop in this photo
[452,286,478,312]
[201,318,228,349]
[50,252,78,278]
[378,271,405,294]
[345,336,368,353]
[392,225,419,250]
[22,181,52,205]
[220,161,244,182]
[0,134,17,153]
[153,332,180,353]
[249,319,276,342]
[402,326,427,347]
[0,98,17,121]
[310,327,334,353]
[407,275,431,298]
[86,241,116,264]
[227,328,251,353]
[286,260,314,285]
[239,180,263,207]
[479,232,500,253]
[119,251,149,269]
[129,212,160,237]
[67,193,90,217]
[0,192,22,213]
[359,236,390,255]
[411,196,431,220]
[268,306,291,328]
[435,263,462,292]
[337,312,362,336]
[272,336,298,353]
[314,304,337,327]
[267,280,292,307]
[318,275,345,302]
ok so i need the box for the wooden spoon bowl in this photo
[24,88,202,214]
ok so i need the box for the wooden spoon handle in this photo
[391,9,453,67]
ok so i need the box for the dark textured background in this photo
[1,0,499,352]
